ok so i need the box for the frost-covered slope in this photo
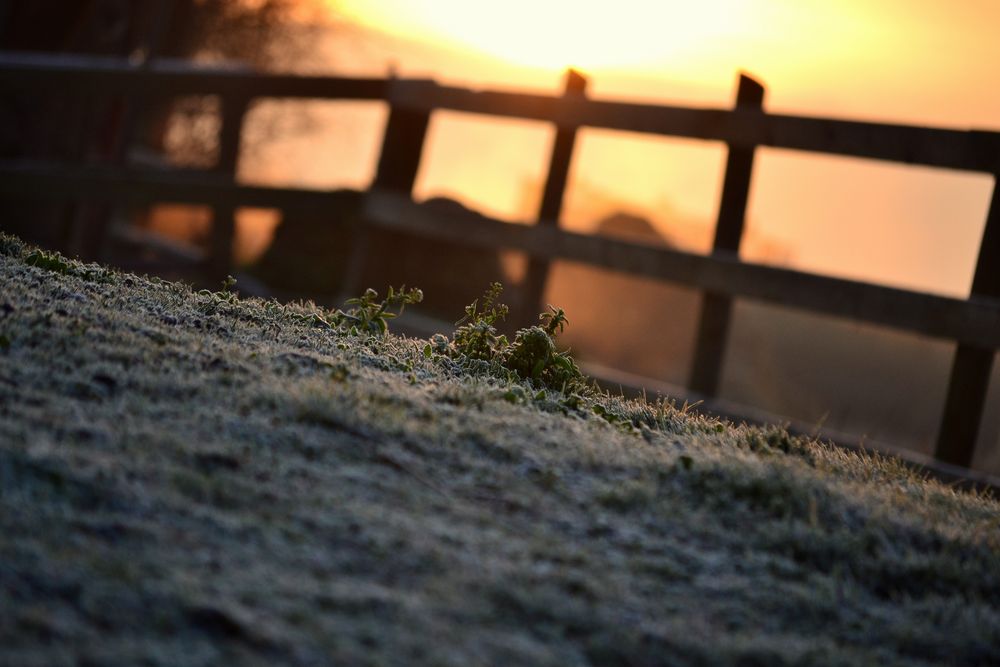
[1,235,998,666]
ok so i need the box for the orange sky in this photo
[331,0,1000,125]
[241,1,1000,297]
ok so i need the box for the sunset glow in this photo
[337,0,764,71]
[332,0,899,85]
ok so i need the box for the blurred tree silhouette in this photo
[0,0,306,251]
[0,0,306,166]
[159,0,301,65]
[0,1,300,60]
[152,1,332,169]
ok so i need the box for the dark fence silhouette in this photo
[1,52,999,472]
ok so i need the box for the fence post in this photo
[208,92,249,281]
[517,68,588,327]
[80,0,176,264]
[935,172,1000,467]
[688,73,766,397]
[373,83,431,193]
[342,80,432,298]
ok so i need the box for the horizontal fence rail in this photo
[3,52,998,171]
[2,159,999,349]
[0,160,333,209]
[364,190,1000,349]
[386,80,1000,172]
[0,52,388,100]
[3,51,1000,471]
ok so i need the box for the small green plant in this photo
[0,233,24,257]
[203,275,240,304]
[195,275,241,312]
[446,283,587,394]
[451,282,509,361]
[540,305,568,336]
[457,282,509,328]
[333,286,423,336]
[504,325,581,390]
[24,249,72,274]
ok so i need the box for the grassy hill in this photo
[1,233,999,666]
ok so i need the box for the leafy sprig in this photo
[445,283,587,394]
[334,286,423,336]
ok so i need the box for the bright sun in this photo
[334,0,756,72]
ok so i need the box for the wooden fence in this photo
[1,52,999,471]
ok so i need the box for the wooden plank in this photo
[362,190,1000,349]
[518,69,588,327]
[112,225,206,264]
[79,3,174,264]
[4,52,998,171]
[711,75,768,253]
[0,160,338,209]
[206,94,249,281]
[373,95,431,193]
[0,52,388,100]
[937,347,997,467]
[61,93,103,258]
[389,81,1000,173]
[936,173,1000,466]
[350,87,434,298]
[3,161,1000,350]
[690,74,766,397]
